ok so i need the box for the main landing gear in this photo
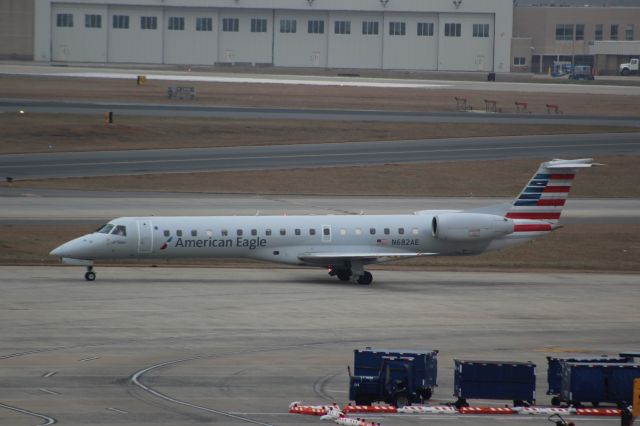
[84,266,96,281]
[328,267,373,285]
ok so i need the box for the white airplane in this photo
[50,158,595,284]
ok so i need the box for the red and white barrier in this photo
[334,415,380,426]
[289,402,341,416]
[514,406,575,416]
[397,405,457,414]
[576,408,621,416]
[342,405,397,414]
[459,406,515,415]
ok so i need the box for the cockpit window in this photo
[97,224,114,234]
[112,225,127,236]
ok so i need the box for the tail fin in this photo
[506,158,595,225]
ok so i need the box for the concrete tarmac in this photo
[2,133,640,179]
[1,266,636,425]
[1,191,638,224]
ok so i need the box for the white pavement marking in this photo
[42,371,57,378]
[1,70,450,89]
[77,356,100,362]
[106,407,128,415]
[0,402,57,425]
[39,388,59,396]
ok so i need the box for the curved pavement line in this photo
[130,357,275,426]
[0,402,57,426]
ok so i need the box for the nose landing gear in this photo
[84,266,96,281]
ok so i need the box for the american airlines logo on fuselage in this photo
[173,237,267,250]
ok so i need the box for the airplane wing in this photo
[298,252,437,265]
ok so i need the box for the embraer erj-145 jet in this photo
[51,158,594,284]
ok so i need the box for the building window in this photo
[514,57,526,66]
[168,17,184,31]
[85,14,101,28]
[308,19,324,34]
[389,21,406,36]
[251,18,267,33]
[222,18,239,32]
[113,15,129,29]
[280,19,296,33]
[362,21,379,35]
[610,24,618,40]
[626,24,634,41]
[196,17,212,32]
[444,23,461,37]
[555,24,573,41]
[140,16,157,30]
[57,13,74,28]
[334,20,351,35]
[417,22,434,37]
[595,24,603,40]
[473,23,489,38]
[575,24,584,41]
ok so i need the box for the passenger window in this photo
[191,230,197,237]
[309,228,316,236]
[251,229,257,236]
[340,228,347,235]
[295,229,301,236]
[398,227,405,235]
[164,230,170,237]
[355,228,362,235]
[370,228,376,235]
[98,224,114,234]
[323,228,330,236]
[221,229,228,236]
[237,229,243,236]
[266,229,272,236]
[177,230,183,237]
[280,229,286,236]
[113,225,127,236]
[206,229,213,237]
[412,228,419,235]
[384,228,390,235]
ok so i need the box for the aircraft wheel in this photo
[337,269,352,281]
[356,271,373,285]
[85,271,96,281]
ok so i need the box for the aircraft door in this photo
[322,225,331,243]
[136,220,153,253]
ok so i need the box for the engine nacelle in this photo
[431,213,514,242]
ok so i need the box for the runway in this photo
[1,190,638,224]
[2,132,639,179]
[2,98,640,126]
[0,266,635,425]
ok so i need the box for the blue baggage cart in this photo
[560,362,640,407]
[453,360,536,407]
[349,348,438,406]
[547,355,632,404]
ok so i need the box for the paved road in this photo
[2,133,639,179]
[1,191,638,224]
[1,266,634,425]
[2,98,640,126]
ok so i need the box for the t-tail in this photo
[506,158,596,235]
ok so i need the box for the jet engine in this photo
[431,213,514,242]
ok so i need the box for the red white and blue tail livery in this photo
[50,159,596,284]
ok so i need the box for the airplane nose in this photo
[50,237,89,258]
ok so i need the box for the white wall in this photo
[437,13,494,71]
[382,13,438,70]
[108,6,163,63]
[163,7,218,65]
[51,3,107,62]
[327,11,382,69]
[218,8,272,65]
[37,0,513,72]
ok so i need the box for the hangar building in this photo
[29,0,513,72]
